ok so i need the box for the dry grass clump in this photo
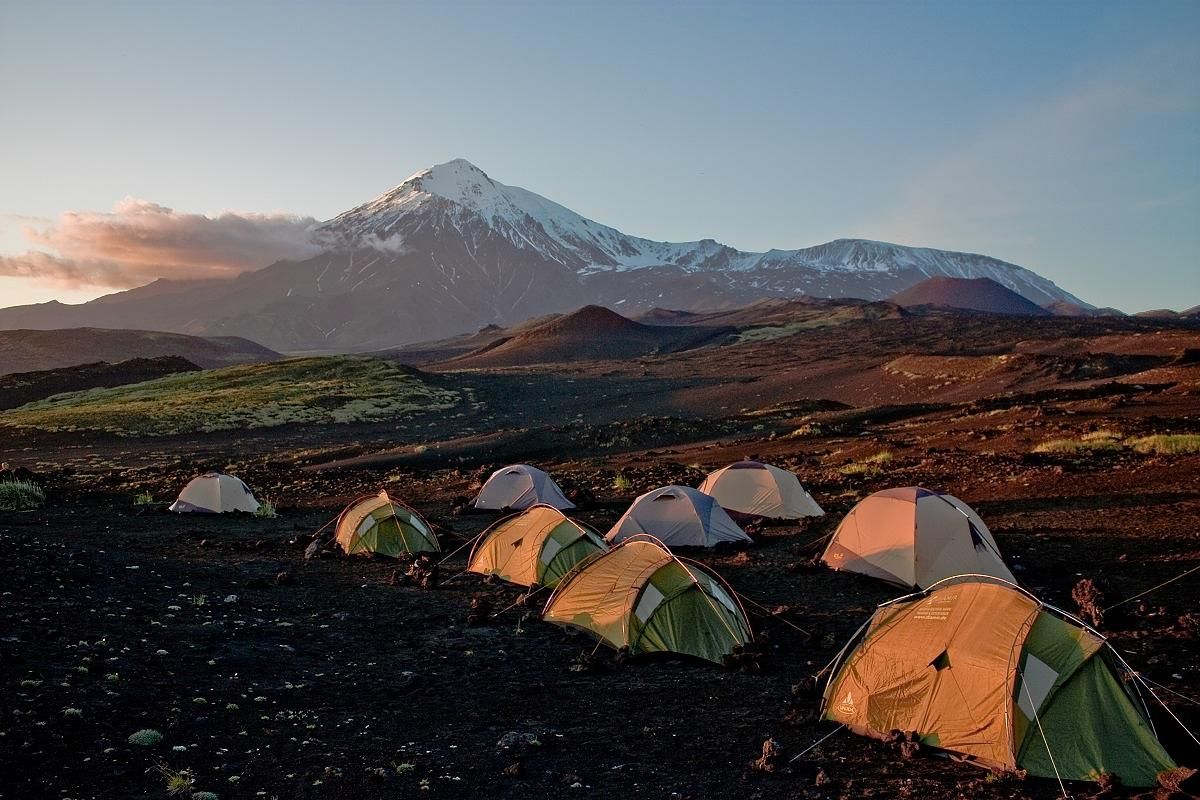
[839,450,893,476]
[1032,432,1121,454]
[1128,434,1200,455]
[1033,430,1200,456]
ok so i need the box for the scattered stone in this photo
[884,729,920,759]
[496,731,541,753]
[407,554,439,590]
[750,737,783,772]
[1071,577,1123,628]
[467,595,492,626]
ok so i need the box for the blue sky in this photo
[1,0,1197,311]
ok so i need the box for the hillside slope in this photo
[891,277,1050,316]
[444,305,732,367]
[0,328,278,375]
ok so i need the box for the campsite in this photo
[1,306,1198,800]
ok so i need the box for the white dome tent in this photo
[169,472,261,514]
[698,460,824,520]
[472,464,575,511]
[606,485,752,548]
[821,487,1014,589]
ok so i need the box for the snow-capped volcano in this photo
[320,158,743,273]
[0,158,1089,350]
[320,159,1081,303]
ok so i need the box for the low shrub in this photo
[128,729,163,747]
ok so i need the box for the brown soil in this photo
[2,312,1199,799]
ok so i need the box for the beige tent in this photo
[334,490,439,557]
[823,577,1176,786]
[472,464,575,511]
[169,472,260,514]
[821,487,1013,589]
[542,535,752,665]
[606,485,752,548]
[697,460,823,519]
[467,503,607,588]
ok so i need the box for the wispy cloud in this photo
[862,45,1199,252]
[0,199,322,289]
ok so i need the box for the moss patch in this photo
[1,357,458,436]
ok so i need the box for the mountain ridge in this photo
[0,159,1091,350]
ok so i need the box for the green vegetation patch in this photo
[735,307,868,343]
[0,479,44,511]
[1,357,458,436]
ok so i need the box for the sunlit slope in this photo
[0,356,458,436]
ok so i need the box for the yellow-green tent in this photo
[542,535,752,665]
[335,490,439,557]
[467,503,606,588]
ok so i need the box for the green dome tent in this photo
[335,491,439,557]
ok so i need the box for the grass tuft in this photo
[152,764,195,796]
[254,498,278,518]
[0,479,44,511]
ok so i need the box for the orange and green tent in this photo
[822,577,1176,787]
[467,503,606,589]
[542,535,752,665]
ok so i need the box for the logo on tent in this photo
[838,691,856,716]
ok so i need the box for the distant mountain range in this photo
[0,159,1092,351]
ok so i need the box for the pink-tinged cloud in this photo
[0,199,322,289]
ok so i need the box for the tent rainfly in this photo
[335,490,439,557]
[821,486,1014,589]
[606,485,752,548]
[472,464,575,511]
[467,503,607,588]
[823,577,1177,787]
[542,535,752,665]
[697,460,824,519]
[169,473,260,514]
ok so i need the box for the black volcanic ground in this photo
[1,304,1198,800]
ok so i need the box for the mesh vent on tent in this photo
[1017,654,1059,719]
[634,583,666,622]
[540,536,563,564]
